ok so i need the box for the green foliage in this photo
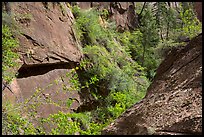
[118,30,143,62]
[155,39,184,59]
[107,92,129,118]
[131,2,201,80]
[41,111,105,135]
[100,9,109,20]
[154,2,177,33]
[152,2,202,40]
[72,6,149,127]
[2,13,18,31]
[82,45,112,79]
[176,8,201,38]
[48,112,81,135]
[72,7,107,45]
[135,4,161,80]
[140,4,160,46]
[3,2,201,135]
[5,114,38,135]
[71,5,81,17]
[66,98,74,108]
[2,24,20,83]
[69,70,81,90]
[2,102,41,135]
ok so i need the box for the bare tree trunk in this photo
[142,44,146,66]
[139,2,146,17]
[167,2,171,8]
[194,2,202,22]
[174,2,180,14]
[138,2,147,27]
[3,2,11,15]
[160,29,164,41]
[166,22,169,40]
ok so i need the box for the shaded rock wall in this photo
[102,34,202,135]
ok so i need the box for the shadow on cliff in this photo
[16,59,108,112]
[17,62,78,78]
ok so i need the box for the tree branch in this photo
[139,2,146,17]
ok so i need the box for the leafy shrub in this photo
[172,8,202,39]
[42,111,106,135]
[72,6,150,127]
[72,7,108,46]
[2,101,41,135]
[100,9,109,20]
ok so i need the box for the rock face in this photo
[11,2,82,66]
[2,2,83,130]
[72,2,139,32]
[102,34,202,135]
[194,2,202,22]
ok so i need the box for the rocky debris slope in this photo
[102,34,202,135]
